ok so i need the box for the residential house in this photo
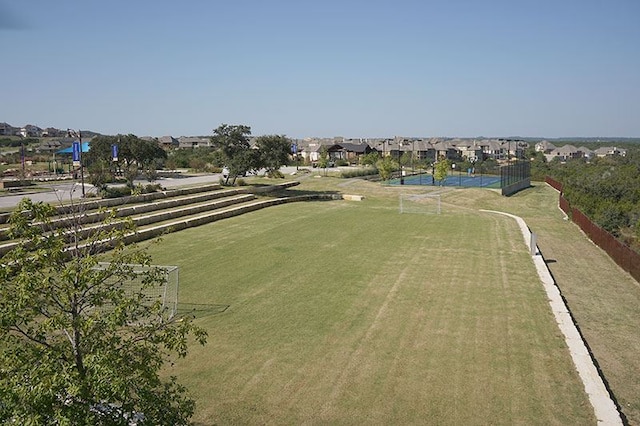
[594,146,627,157]
[535,140,556,153]
[430,141,459,160]
[0,122,18,136]
[178,136,212,149]
[413,139,436,161]
[304,144,324,164]
[577,146,593,159]
[479,139,507,161]
[545,144,581,162]
[158,136,179,149]
[297,138,340,163]
[19,124,43,138]
[41,127,65,137]
[37,139,62,153]
[455,140,483,162]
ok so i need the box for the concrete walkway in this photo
[481,210,622,425]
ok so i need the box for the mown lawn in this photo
[444,183,640,425]
[144,177,596,425]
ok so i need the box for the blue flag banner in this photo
[112,144,118,161]
[72,142,81,165]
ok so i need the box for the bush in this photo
[144,183,163,193]
[265,170,284,178]
[103,186,132,198]
[340,167,379,178]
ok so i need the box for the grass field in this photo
[141,177,601,425]
[442,183,640,425]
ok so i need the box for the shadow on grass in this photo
[177,302,230,319]
[262,188,342,198]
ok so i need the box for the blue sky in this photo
[1,0,639,138]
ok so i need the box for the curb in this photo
[480,209,622,425]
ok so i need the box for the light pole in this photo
[398,140,404,185]
[411,139,416,173]
[67,128,85,197]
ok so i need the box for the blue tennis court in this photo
[390,173,502,188]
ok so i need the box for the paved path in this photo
[481,209,622,426]
[0,174,224,210]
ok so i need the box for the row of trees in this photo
[84,126,294,188]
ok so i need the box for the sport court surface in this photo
[147,189,595,424]
[390,173,502,188]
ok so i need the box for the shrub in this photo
[340,167,379,178]
[144,183,163,193]
[103,186,132,198]
[266,170,284,178]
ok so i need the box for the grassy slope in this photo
[145,177,595,425]
[444,182,640,425]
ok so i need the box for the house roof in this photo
[536,140,556,151]
[335,142,370,153]
[594,146,627,155]
[577,146,593,154]
[553,144,579,154]
[39,140,61,148]
[158,136,178,145]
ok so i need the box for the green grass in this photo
[142,179,595,425]
[443,183,640,425]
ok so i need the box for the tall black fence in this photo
[500,162,531,195]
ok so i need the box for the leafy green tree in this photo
[87,158,113,194]
[360,152,380,167]
[210,124,257,185]
[256,134,291,177]
[434,158,451,183]
[87,135,167,187]
[376,155,397,181]
[400,152,412,168]
[0,199,207,425]
[317,146,329,168]
[83,135,119,179]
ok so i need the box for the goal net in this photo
[95,262,179,319]
[399,193,441,214]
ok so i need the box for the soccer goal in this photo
[399,193,441,214]
[95,262,179,319]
